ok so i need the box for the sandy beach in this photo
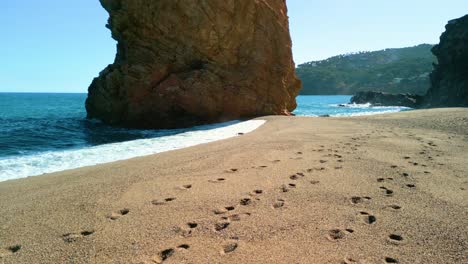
[0,108,467,264]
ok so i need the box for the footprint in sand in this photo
[326,229,353,241]
[384,257,399,263]
[326,229,344,240]
[108,208,130,220]
[187,222,198,229]
[222,242,238,254]
[280,184,291,193]
[0,245,22,257]
[240,198,252,206]
[289,174,299,180]
[342,256,357,263]
[213,206,236,215]
[385,204,402,211]
[209,178,226,183]
[307,167,326,172]
[214,221,230,231]
[222,213,251,222]
[152,197,177,206]
[379,187,394,196]
[350,196,371,204]
[310,180,320,185]
[359,212,377,224]
[253,189,263,194]
[387,234,404,245]
[180,184,192,190]
[153,248,175,263]
[174,222,198,238]
[178,244,190,250]
[273,199,285,209]
[62,230,95,243]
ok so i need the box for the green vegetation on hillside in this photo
[297,44,436,95]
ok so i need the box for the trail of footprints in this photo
[51,146,347,262]
[333,136,418,263]
[336,140,436,263]
[55,143,417,263]
[143,150,334,262]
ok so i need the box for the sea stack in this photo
[424,14,468,107]
[86,0,301,128]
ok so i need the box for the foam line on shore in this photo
[0,120,265,181]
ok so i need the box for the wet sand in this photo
[0,108,467,263]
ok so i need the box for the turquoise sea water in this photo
[0,93,409,181]
[294,95,409,117]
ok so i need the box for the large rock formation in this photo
[350,91,423,108]
[86,0,301,128]
[424,15,468,107]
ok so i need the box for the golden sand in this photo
[0,108,467,263]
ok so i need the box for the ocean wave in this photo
[0,120,265,182]
[331,103,411,110]
[331,109,406,117]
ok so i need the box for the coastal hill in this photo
[350,15,468,108]
[86,0,300,129]
[297,44,436,95]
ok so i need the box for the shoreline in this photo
[0,120,266,182]
[1,105,411,182]
[0,108,466,263]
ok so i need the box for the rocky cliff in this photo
[86,0,301,128]
[424,15,468,107]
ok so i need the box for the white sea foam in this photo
[329,103,410,116]
[332,103,411,109]
[332,108,407,117]
[0,120,265,182]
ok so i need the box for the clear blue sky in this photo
[1,0,467,93]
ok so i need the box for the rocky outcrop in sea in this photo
[86,0,301,128]
[350,91,423,108]
[424,14,468,107]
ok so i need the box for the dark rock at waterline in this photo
[86,0,301,129]
[350,91,423,108]
[423,15,468,107]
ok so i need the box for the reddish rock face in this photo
[86,0,301,128]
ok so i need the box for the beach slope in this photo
[0,108,467,263]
